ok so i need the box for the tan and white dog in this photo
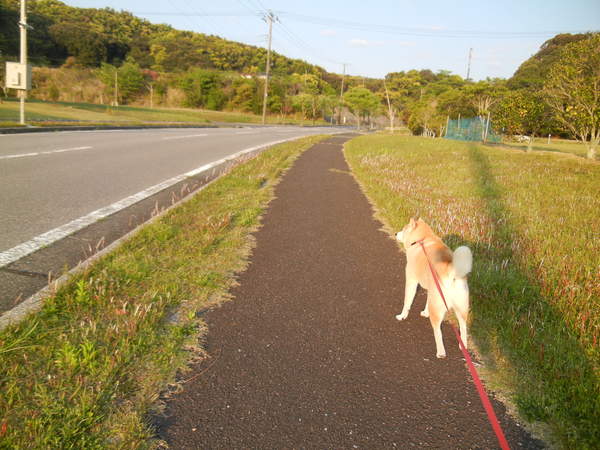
[395,218,473,358]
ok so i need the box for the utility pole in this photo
[466,47,473,81]
[337,63,347,125]
[4,0,31,124]
[261,11,276,125]
[18,0,27,125]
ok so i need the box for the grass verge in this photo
[344,134,599,449]
[0,134,327,448]
[0,98,328,127]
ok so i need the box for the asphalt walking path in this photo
[157,135,543,448]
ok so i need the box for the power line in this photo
[234,0,261,17]
[132,11,257,17]
[134,11,257,17]
[233,1,341,68]
[250,0,269,13]
[249,0,342,65]
[182,0,221,33]
[275,19,341,66]
[165,0,219,36]
[261,11,594,39]
[128,8,591,39]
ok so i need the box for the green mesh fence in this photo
[445,116,502,143]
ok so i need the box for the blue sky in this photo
[64,0,599,80]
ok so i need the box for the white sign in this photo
[5,62,32,90]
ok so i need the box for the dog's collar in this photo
[409,238,425,247]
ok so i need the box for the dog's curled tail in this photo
[453,246,473,279]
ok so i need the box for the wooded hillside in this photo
[0,0,323,76]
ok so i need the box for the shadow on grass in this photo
[443,144,599,448]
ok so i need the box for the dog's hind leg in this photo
[420,299,429,318]
[428,296,447,358]
[453,282,469,350]
[396,277,418,321]
[455,308,468,351]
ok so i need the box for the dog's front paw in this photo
[436,352,447,359]
[420,309,429,318]
[395,312,408,321]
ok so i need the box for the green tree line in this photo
[374,33,599,158]
[0,0,322,75]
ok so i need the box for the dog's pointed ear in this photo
[409,217,417,229]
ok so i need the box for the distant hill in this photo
[0,0,328,78]
[508,33,592,90]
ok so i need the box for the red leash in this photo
[418,240,510,450]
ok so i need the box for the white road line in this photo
[0,146,93,160]
[0,136,302,268]
[161,134,208,140]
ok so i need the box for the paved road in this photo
[157,135,543,448]
[0,126,338,255]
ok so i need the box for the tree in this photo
[509,33,591,91]
[291,93,313,121]
[383,71,425,123]
[494,91,548,150]
[407,98,446,137]
[464,80,506,141]
[287,73,335,123]
[319,94,338,124]
[117,60,144,103]
[178,69,225,110]
[382,78,397,132]
[344,87,380,129]
[230,78,257,112]
[97,60,144,105]
[299,73,321,124]
[48,22,107,66]
[544,33,600,159]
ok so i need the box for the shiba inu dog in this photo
[395,218,473,358]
